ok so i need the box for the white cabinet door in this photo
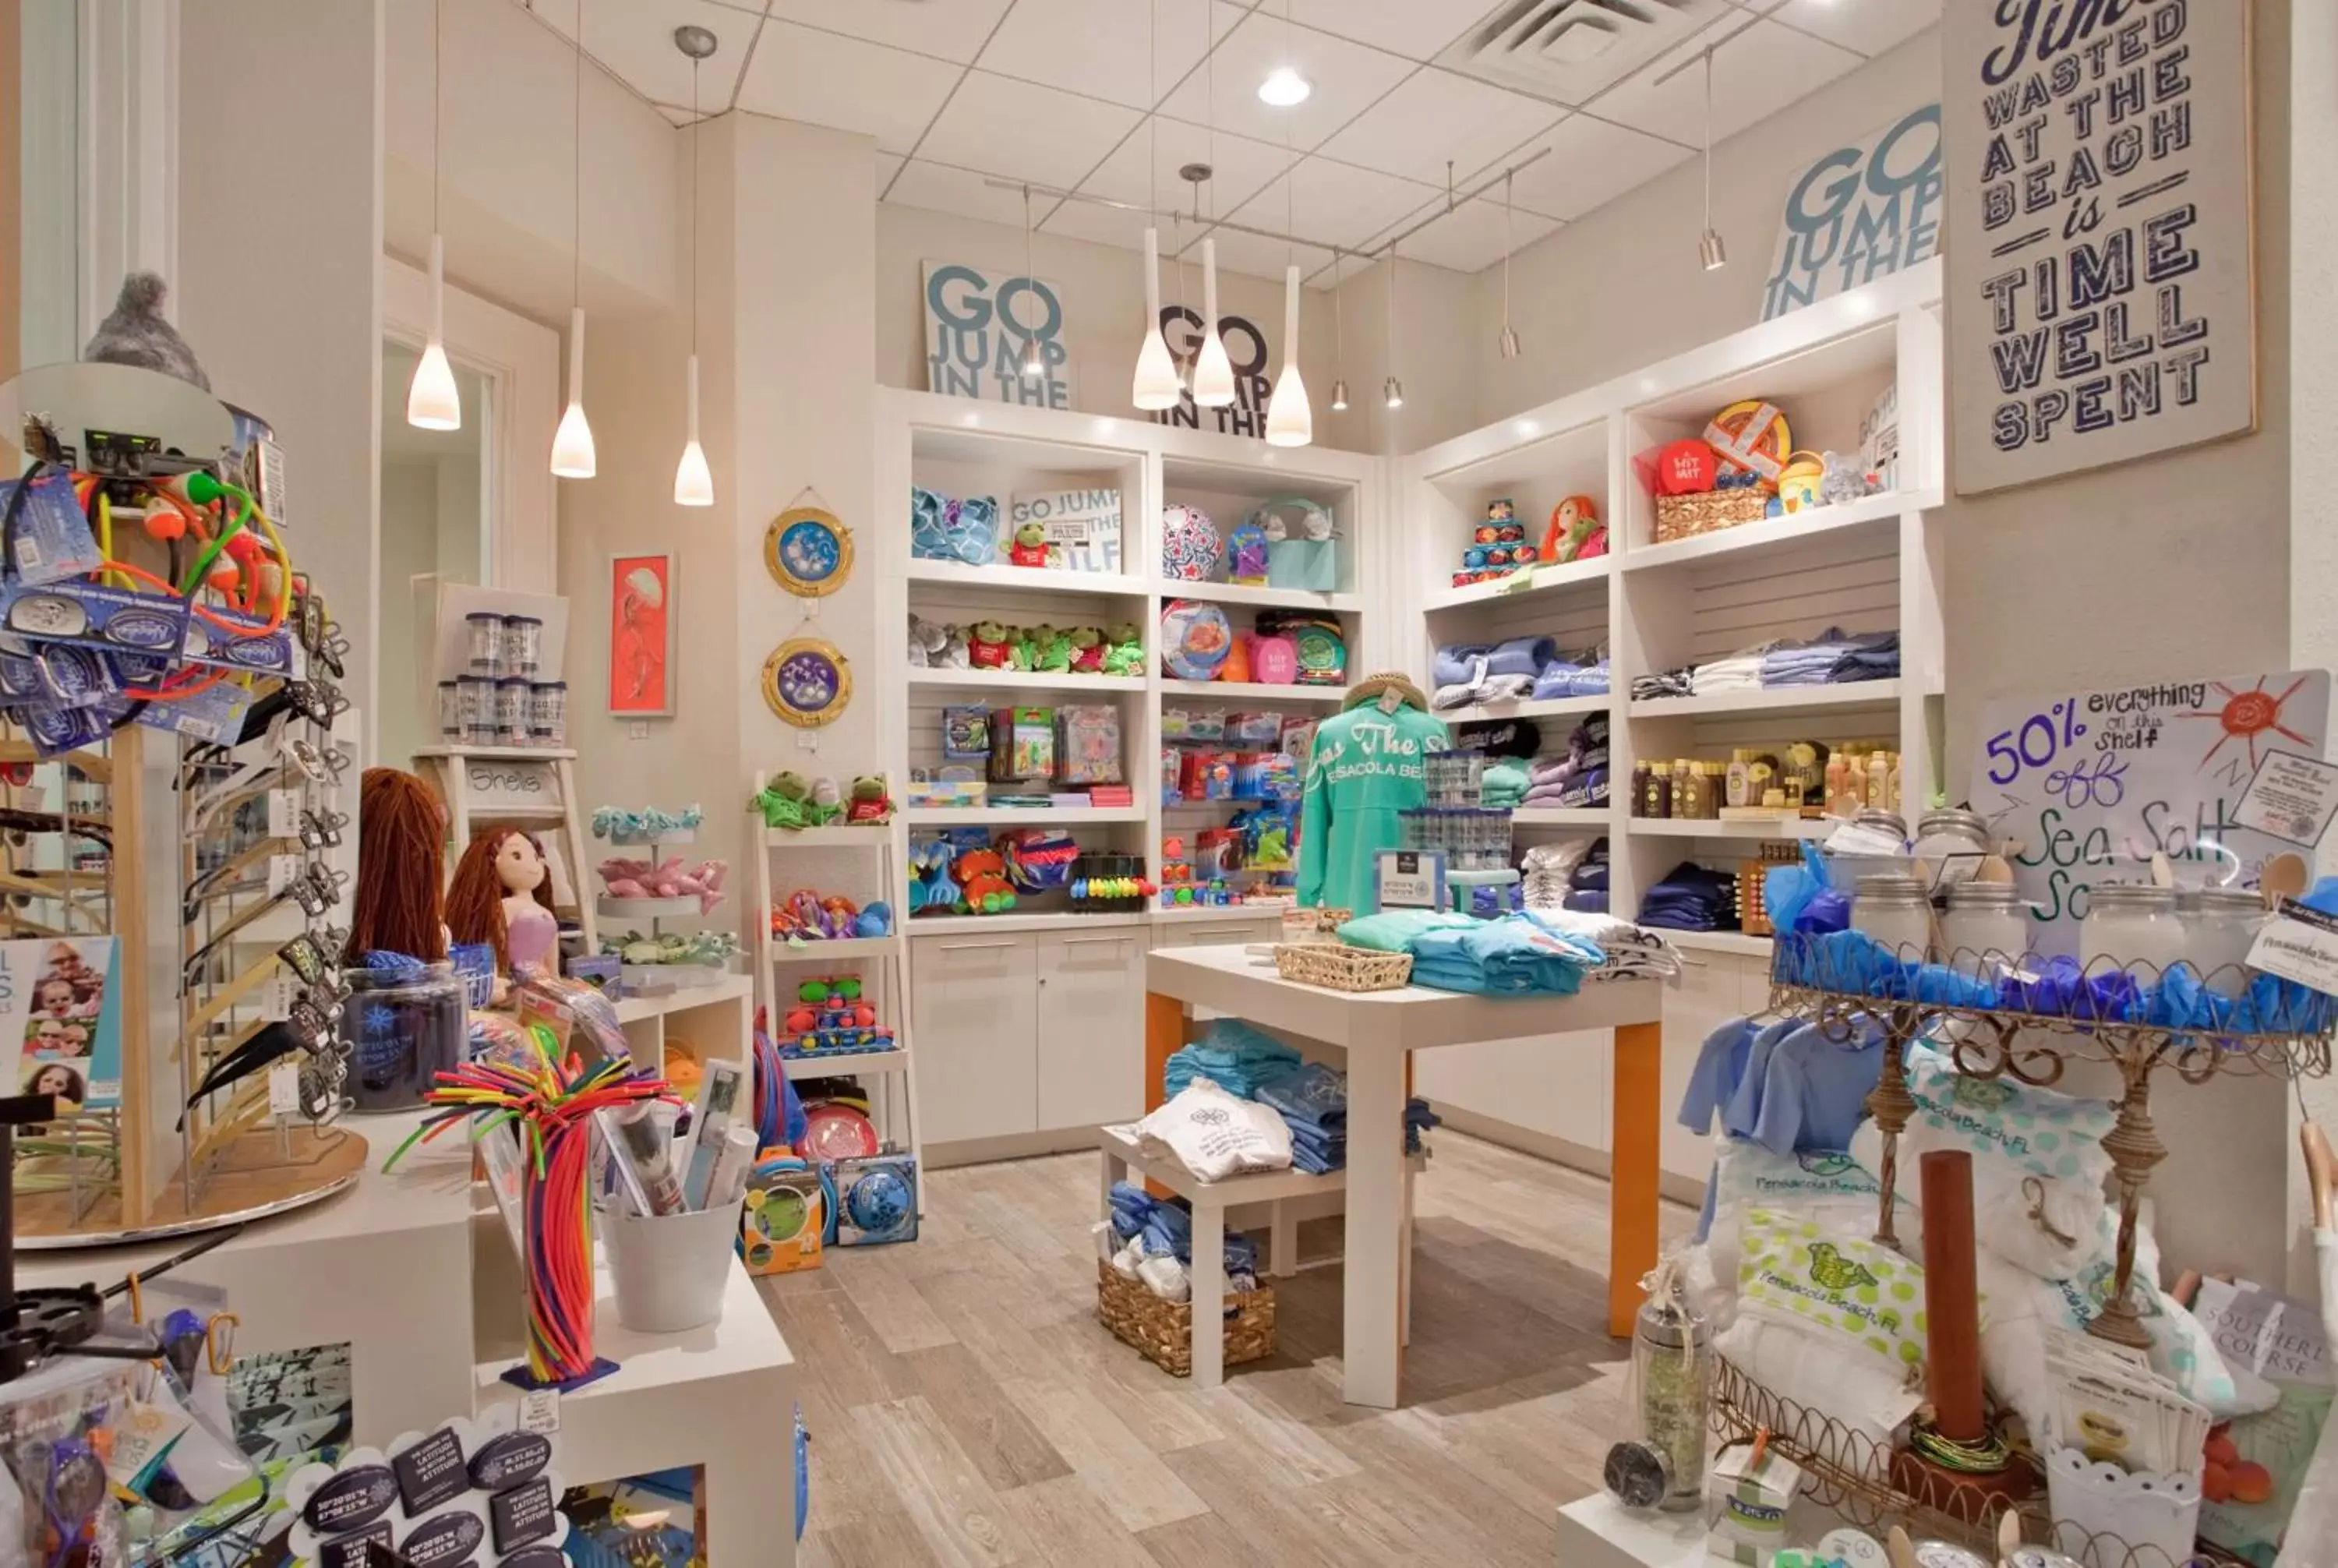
[911,934,1037,1144]
[1034,930,1144,1130]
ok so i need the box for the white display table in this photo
[16,1108,477,1447]
[1143,944,1667,1408]
[473,1250,798,1564]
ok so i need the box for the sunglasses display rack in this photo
[0,361,373,1244]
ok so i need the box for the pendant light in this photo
[1262,1,1310,449]
[1498,171,1522,360]
[405,0,461,431]
[1190,34,1236,408]
[1698,48,1726,271]
[1383,245,1404,411]
[1330,249,1349,412]
[1130,0,1180,411]
[549,7,596,478]
[1019,185,1046,382]
[673,27,715,507]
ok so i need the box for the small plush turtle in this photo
[1806,1241,1878,1293]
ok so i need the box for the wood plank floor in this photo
[758,1132,1697,1568]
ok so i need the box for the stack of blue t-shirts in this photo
[1107,1181,1260,1284]
[1568,839,1610,913]
[1253,1064,1439,1174]
[1163,1018,1301,1100]
[1757,627,1900,687]
[1637,861,1738,932]
[1407,912,1602,995]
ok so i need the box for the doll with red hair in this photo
[446,827,561,977]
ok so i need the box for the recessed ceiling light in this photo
[1259,67,1311,107]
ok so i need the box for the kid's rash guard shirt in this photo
[1296,701,1450,913]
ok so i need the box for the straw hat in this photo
[1341,670,1429,713]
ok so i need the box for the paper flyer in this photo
[2,936,125,1110]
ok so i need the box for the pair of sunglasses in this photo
[298,809,348,852]
[180,870,348,991]
[284,677,349,729]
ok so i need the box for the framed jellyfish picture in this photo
[609,553,675,716]
[762,637,851,729]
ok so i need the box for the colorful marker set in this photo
[387,1028,679,1387]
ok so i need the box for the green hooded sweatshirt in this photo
[1296,698,1450,913]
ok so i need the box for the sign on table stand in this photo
[1944,0,2258,494]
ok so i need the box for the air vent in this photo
[1438,0,1727,106]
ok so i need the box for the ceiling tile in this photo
[1225,157,1442,251]
[1315,67,1561,189]
[1768,0,1941,58]
[919,71,1145,189]
[1039,195,1158,250]
[877,150,906,191]
[761,0,1012,65]
[1157,9,1417,152]
[1305,249,1379,290]
[1429,0,1743,110]
[1376,192,1557,274]
[977,0,1246,111]
[1586,18,1862,145]
[553,0,761,108]
[1285,0,1482,62]
[734,19,962,154]
[883,157,1040,228]
[1493,111,1693,221]
[1179,224,1334,286]
[1076,117,1295,226]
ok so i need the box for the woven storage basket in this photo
[1655,489,1769,541]
[1272,942,1413,991]
[1097,1259,1276,1377]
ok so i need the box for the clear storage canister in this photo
[457,676,496,746]
[2177,885,2266,997]
[1941,881,2026,976]
[435,680,463,740]
[501,614,544,678]
[493,677,534,745]
[1630,1292,1711,1512]
[339,962,466,1113]
[464,612,505,676]
[1853,873,1934,960]
[1914,808,1991,888]
[2080,883,2184,980]
[530,680,568,747]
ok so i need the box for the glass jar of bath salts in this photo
[1913,808,1991,888]
[2176,885,2266,997]
[1941,882,2026,976]
[1853,874,1934,961]
[2080,883,2184,980]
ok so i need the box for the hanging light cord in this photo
[1702,48,1715,233]
[1503,171,1513,333]
[571,8,582,305]
[1333,249,1344,369]
[690,57,700,355]
[1023,184,1038,369]
[431,0,442,233]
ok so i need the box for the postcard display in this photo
[1,360,362,1243]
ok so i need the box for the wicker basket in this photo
[1272,941,1413,991]
[1655,488,1769,541]
[1097,1259,1276,1377]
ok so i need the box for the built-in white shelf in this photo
[1619,490,1915,574]
[905,559,1144,597]
[1662,930,1774,959]
[907,668,1148,695]
[1628,814,1829,839]
[902,806,1146,826]
[1626,680,1902,719]
[1511,807,1612,828]
[1422,553,1611,613]
[762,826,893,848]
[1159,679,1345,704]
[1150,902,1291,923]
[1438,693,1609,726]
[1167,581,1361,613]
[906,911,1151,936]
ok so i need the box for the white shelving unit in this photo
[748,779,923,1178]
[1398,258,1945,1200]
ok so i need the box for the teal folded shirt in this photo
[1409,913,1598,996]
[1337,909,1481,953]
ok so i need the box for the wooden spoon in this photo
[2304,1120,2336,1231]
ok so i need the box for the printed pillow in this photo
[1702,1140,1910,1291]
[1738,1207,1934,1378]
[1903,1040,2116,1187]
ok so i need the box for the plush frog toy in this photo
[1008,520,1049,568]
[1101,621,1145,677]
[968,620,1014,669]
[846,775,894,825]
[1066,625,1104,673]
[1030,624,1074,673]
[751,772,812,830]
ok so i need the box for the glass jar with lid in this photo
[2080,884,2184,979]
[2177,885,2266,997]
[1854,874,1934,961]
[1914,809,1992,889]
[1941,882,2026,977]
[1855,807,1909,846]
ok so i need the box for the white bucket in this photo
[601,1200,741,1333]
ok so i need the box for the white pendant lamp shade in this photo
[1192,238,1237,408]
[550,308,597,478]
[406,235,462,431]
[673,353,713,507]
[1132,228,1181,410]
[1264,264,1310,447]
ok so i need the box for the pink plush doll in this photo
[598,857,729,915]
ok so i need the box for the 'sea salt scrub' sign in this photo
[1947,0,2257,496]
[1971,670,2329,946]
[923,262,1074,408]
[1761,103,1943,321]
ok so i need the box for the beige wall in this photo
[1,0,19,384]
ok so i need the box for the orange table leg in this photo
[1143,991,1185,1200]
[1609,1019,1662,1337]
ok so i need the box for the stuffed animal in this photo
[806,778,846,827]
[1817,450,1874,507]
[952,848,1017,915]
[1066,626,1104,673]
[599,857,727,916]
[1102,622,1145,677]
[846,775,894,825]
[908,839,956,916]
[1541,495,1606,563]
[936,623,971,669]
[1008,521,1048,568]
[854,900,893,938]
[1030,625,1073,673]
[906,614,948,668]
[968,621,1014,669]
[751,773,812,830]
[83,272,211,390]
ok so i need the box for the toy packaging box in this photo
[740,1157,827,1275]
[1054,705,1122,784]
[989,706,1054,783]
[829,1153,920,1247]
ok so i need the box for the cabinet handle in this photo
[937,939,1019,952]
[1060,935,1132,947]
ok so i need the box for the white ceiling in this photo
[524,0,1938,284]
